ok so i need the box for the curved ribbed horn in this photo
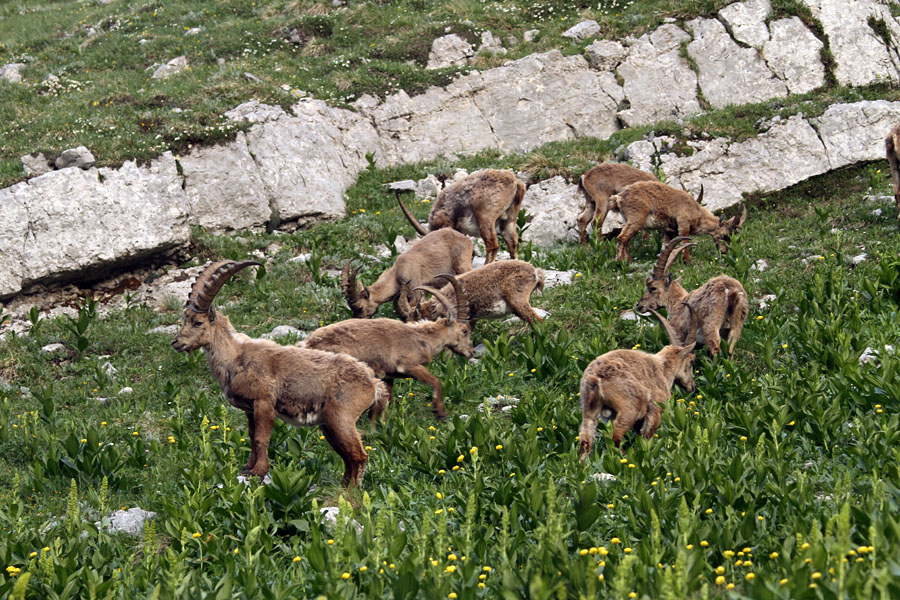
[648,308,681,346]
[341,262,364,312]
[188,260,261,313]
[695,184,704,206]
[730,205,748,232]
[651,237,691,280]
[395,190,427,237]
[414,286,456,322]
[682,302,699,346]
[434,273,469,322]
[663,241,697,276]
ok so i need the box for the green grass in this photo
[2,153,900,597]
[0,0,824,189]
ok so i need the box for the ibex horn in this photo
[395,281,419,321]
[651,236,691,280]
[682,301,699,346]
[187,260,261,314]
[395,189,428,237]
[648,308,681,347]
[413,286,456,322]
[730,205,748,232]
[663,240,697,275]
[341,262,366,315]
[695,183,704,206]
[434,273,469,322]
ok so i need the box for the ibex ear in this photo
[666,274,673,285]
[681,343,696,354]
[360,287,370,299]
[208,307,216,323]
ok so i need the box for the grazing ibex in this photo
[635,237,749,356]
[396,169,526,264]
[885,124,900,228]
[577,310,695,461]
[608,181,747,262]
[172,260,384,487]
[400,260,544,326]
[576,163,657,244]
[342,228,473,318]
[305,279,474,422]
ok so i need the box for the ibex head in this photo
[649,304,697,392]
[710,204,747,253]
[416,274,475,358]
[341,263,379,318]
[173,260,260,352]
[635,237,695,313]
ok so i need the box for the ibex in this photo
[608,181,747,262]
[399,260,544,326]
[577,309,696,461]
[396,169,526,264]
[342,228,473,318]
[576,162,657,244]
[305,278,474,422]
[885,124,900,228]
[635,237,749,356]
[172,260,384,487]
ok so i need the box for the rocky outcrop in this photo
[427,34,474,70]
[521,177,581,246]
[55,146,96,170]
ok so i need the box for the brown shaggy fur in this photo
[397,169,526,264]
[578,344,695,461]
[576,163,657,244]
[609,181,746,262]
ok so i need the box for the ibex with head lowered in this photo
[305,279,474,422]
[635,237,749,356]
[396,169,526,264]
[172,261,384,487]
[885,124,900,228]
[578,309,695,461]
[342,228,473,318]
[609,181,747,262]
[399,260,544,326]
[576,162,657,244]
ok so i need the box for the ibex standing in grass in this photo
[884,124,900,228]
[608,181,747,262]
[396,169,526,264]
[305,278,474,422]
[400,260,544,326]
[342,228,473,318]
[172,260,385,487]
[635,237,749,356]
[578,310,695,461]
[576,162,657,244]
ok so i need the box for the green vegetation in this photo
[1,154,900,597]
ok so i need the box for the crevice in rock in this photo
[716,13,755,50]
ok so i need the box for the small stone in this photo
[55,146,95,170]
[751,259,768,272]
[426,34,474,70]
[872,208,883,216]
[288,253,312,263]
[562,20,600,41]
[758,294,777,310]
[21,153,53,177]
[590,472,617,484]
[477,31,505,55]
[237,473,272,485]
[541,269,577,288]
[319,506,364,534]
[261,325,305,340]
[118,387,133,395]
[101,361,118,378]
[102,508,156,536]
[243,72,261,82]
[523,29,539,43]
[41,343,66,354]
[620,310,638,321]
[184,27,203,36]
[850,253,867,265]
[387,180,417,192]
[152,56,188,79]
[147,324,179,336]
[474,343,487,357]
[859,347,878,365]
[0,63,25,84]
[584,39,627,71]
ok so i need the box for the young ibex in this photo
[396,169,526,264]
[885,124,900,228]
[635,237,749,356]
[577,310,695,461]
[399,260,544,326]
[304,279,474,422]
[172,260,384,487]
[342,228,473,318]
[576,162,657,244]
[608,181,747,262]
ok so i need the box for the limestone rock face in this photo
[427,34,474,69]
[802,0,900,86]
[179,131,272,231]
[520,176,581,247]
[719,0,772,47]
[616,25,700,127]
[584,39,628,71]
[0,153,188,298]
[225,99,379,228]
[763,17,825,94]
[812,100,900,169]
[686,18,787,108]
[365,51,622,165]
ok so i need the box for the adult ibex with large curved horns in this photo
[305,275,474,422]
[607,181,747,262]
[341,228,473,318]
[635,237,749,356]
[396,169,526,265]
[172,260,385,487]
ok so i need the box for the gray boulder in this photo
[686,18,787,108]
[102,508,156,536]
[521,176,581,247]
[584,39,627,71]
[20,153,53,177]
[719,0,772,48]
[152,56,188,79]
[562,20,600,41]
[0,63,25,83]
[478,31,506,55]
[813,100,900,170]
[55,146,95,170]
[616,25,700,127]
[762,17,825,94]
[426,34,474,69]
